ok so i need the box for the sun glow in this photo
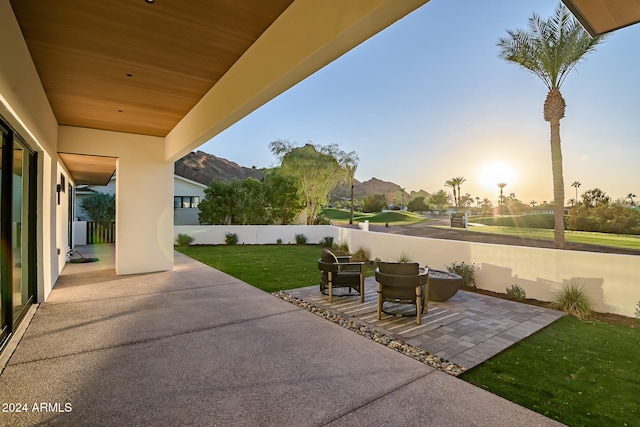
[478,161,515,194]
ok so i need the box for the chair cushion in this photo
[321,248,339,264]
[378,262,419,275]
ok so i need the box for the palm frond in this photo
[497,3,603,90]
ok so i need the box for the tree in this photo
[407,196,429,212]
[581,188,610,208]
[265,170,304,225]
[342,153,359,225]
[237,177,269,225]
[270,140,355,225]
[498,4,603,248]
[571,181,581,205]
[80,192,115,224]
[497,182,507,215]
[627,193,637,207]
[445,177,465,208]
[362,194,387,213]
[198,180,241,224]
[445,179,457,207]
[429,190,451,214]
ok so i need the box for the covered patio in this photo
[0,245,562,426]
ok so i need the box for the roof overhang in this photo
[58,153,117,185]
[9,0,432,184]
[562,0,640,36]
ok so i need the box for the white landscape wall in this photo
[176,225,640,318]
[175,225,337,245]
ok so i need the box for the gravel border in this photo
[273,291,466,376]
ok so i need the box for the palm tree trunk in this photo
[549,119,566,249]
[349,181,354,225]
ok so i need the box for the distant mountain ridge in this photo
[175,151,264,185]
[175,151,428,201]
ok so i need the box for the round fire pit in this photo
[427,270,463,302]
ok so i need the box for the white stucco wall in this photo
[58,127,173,275]
[175,225,337,246]
[1,0,63,302]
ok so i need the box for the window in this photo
[174,196,199,208]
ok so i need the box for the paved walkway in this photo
[286,280,564,370]
[0,245,562,426]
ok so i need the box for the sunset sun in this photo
[478,162,515,194]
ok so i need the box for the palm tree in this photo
[627,193,637,206]
[454,176,466,207]
[445,179,458,207]
[571,181,581,205]
[342,154,359,225]
[498,4,603,249]
[497,182,507,210]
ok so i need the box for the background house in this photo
[75,174,207,226]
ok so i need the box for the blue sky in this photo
[200,0,640,204]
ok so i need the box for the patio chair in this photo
[317,248,365,303]
[376,262,428,325]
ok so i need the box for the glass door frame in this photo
[0,117,37,351]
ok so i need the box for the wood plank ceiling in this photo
[562,0,640,36]
[10,0,294,138]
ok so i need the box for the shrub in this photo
[351,247,370,262]
[634,302,640,320]
[373,257,381,267]
[319,236,334,248]
[332,242,350,256]
[446,261,477,290]
[506,284,526,301]
[551,281,593,319]
[295,233,307,245]
[313,214,331,225]
[397,252,412,263]
[276,238,283,245]
[225,232,239,245]
[175,233,194,247]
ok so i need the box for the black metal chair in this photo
[376,262,428,325]
[317,248,365,303]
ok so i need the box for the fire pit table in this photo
[427,269,463,302]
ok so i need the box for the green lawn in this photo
[321,208,431,225]
[440,224,640,251]
[175,244,374,293]
[462,316,640,427]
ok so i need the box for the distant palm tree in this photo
[498,4,603,249]
[445,179,458,207]
[530,200,537,208]
[454,176,466,207]
[497,182,507,215]
[627,193,637,206]
[572,181,581,205]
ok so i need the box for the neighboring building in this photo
[173,175,207,225]
[76,175,207,225]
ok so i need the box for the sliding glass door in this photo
[0,119,36,349]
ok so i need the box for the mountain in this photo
[175,152,425,203]
[354,178,409,202]
[175,151,264,185]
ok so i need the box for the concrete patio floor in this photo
[286,280,564,370]
[0,245,562,426]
